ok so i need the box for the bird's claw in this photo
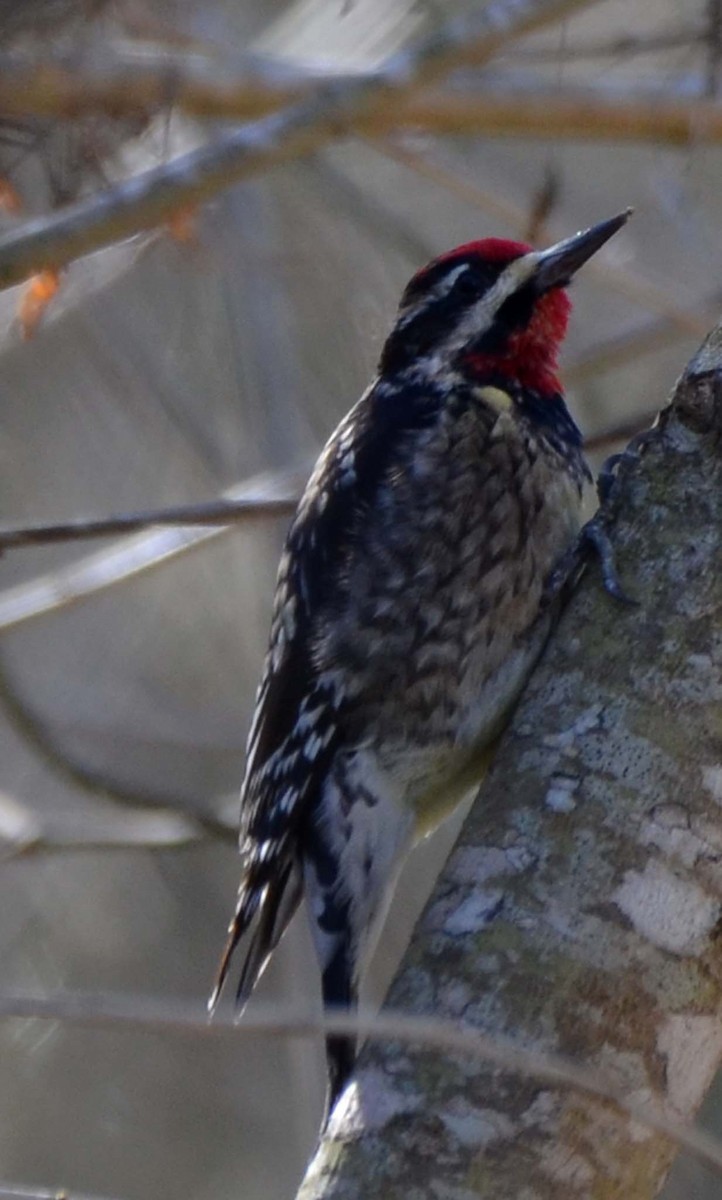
[541,512,635,609]
[543,429,654,609]
[596,428,654,505]
[578,514,639,606]
[596,453,624,505]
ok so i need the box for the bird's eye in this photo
[454,269,481,300]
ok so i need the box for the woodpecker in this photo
[210,211,631,1114]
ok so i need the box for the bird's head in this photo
[380,212,631,397]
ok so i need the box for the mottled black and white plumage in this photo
[210,213,631,1114]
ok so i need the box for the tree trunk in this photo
[298,322,722,1199]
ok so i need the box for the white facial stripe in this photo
[395,248,541,365]
[470,251,538,322]
[434,262,469,296]
[432,249,539,359]
[396,262,471,331]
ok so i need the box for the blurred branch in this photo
[0,789,208,857]
[0,46,305,122]
[307,157,435,267]
[0,1187,125,1200]
[0,494,298,551]
[0,0,614,289]
[707,0,722,96]
[0,992,720,1176]
[0,0,606,124]
[0,465,307,632]
[0,39,715,123]
[379,89,722,144]
[0,413,672,625]
[0,404,668,558]
[0,651,235,841]
[5,69,722,161]
[507,25,706,60]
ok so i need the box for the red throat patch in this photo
[464,286,572,395]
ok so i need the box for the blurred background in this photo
[0,0,720,1196]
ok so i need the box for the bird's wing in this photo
[210,377,443,1009]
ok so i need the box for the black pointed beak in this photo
[532,209,633,292]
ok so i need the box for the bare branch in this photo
[0,1186,125,1200]
[0,0,606,289]
[506,25,706,61]
[0,391,655,625]
[3,52,722,170]
[0,652,234,840]
[0,0,602,123]
[0,789,206,857]
[0,992,720,1175]
[385,89,722,146]
[0,465,306,632]
[0,394,669,629]
[707,0,722,97]
[0,494,298,551]
[0,44,307,122]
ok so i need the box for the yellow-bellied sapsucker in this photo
[210,212,631,1114]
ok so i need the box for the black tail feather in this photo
[321,939,357,1124]
[209,861,301,1014]
[235,861,301,1007]
[323,1031,356,1123]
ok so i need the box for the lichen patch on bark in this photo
[612,861,720,956]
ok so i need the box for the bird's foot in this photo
[543,429,655,609]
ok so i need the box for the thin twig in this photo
[0,0,603,123]
[523,165,559,246]
[507,26,706,61]
[0,798,209,858]
[0,45,306,121]
[307,157,435,269]
[0,1187,124,1200]
[390,90,722,147]
[0,398,657,562]
[0,465,307,631]
[0,495,298,551]
[707,0,722,97]
[0,29,710,121]
[0,0,616,289]
[0,992,720,1174]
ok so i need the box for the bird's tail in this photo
[209,861,301,1013]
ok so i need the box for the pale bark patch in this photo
[613,861,720,955]
[657,1014,722,1118]
[702,765,722,804]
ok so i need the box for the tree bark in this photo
[298,322,722,1198]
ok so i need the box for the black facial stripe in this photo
[401,257,504,308]
[466,282,537,356]
[381,262,507,375]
